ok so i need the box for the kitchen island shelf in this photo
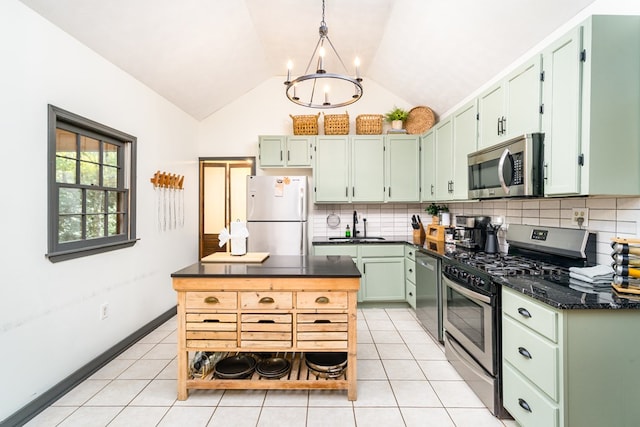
[171,256,361,401]
[187,351,348,392]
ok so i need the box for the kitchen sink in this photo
[328,236,386,242]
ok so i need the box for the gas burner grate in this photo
[452,252,569,278]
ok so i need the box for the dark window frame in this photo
[47,105,137,262]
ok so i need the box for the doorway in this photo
[199,157,255,258]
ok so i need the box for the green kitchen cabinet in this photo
[352,135,385,202]
[314,135,384,203]
[313,136,350,202]
[360,244,405,302]
[434,117,453,200]
[502,287,640,427]
[541,15,640,196]
[404,245,417,309]
[258,135,314,168]
[313,243,405,303]
[420,130,436,202]
[433,100,476,201]
[385,134,420,202]
[477,56,542,149]
[451,100,478,200]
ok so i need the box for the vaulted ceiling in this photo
[20,0,597,120]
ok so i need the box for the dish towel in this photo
[569,265,614,284]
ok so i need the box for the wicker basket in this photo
[323,112,350,135]
[405,106,436,134]
[355,114,383,135]
[290,113,320,135]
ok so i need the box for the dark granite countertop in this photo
[312,235,414,245]
[497,275,640,310]
[171,255,361,278]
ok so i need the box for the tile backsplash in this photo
[310,197,640,265]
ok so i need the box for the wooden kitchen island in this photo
[171,255,361,400]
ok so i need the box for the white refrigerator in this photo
[246,176,308,255]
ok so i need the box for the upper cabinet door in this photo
[477,83,505,149]
[286,136,314,167]
[541,26,583,196]
[452,100,478,200]
[434,118,453,200]
[314,136,350,203]
[420,130,436,203]
[258,135,286,167]
[352,136,385,202]
[506,56,542,139]
[385,135,420,202]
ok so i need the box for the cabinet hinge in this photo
[580,49,587,62]
[578,154,584,166]
[540,71,545,82]
[539,104,544,114]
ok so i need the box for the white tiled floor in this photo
[26,308,519,427]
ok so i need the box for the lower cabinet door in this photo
[503,362,559,427]
[361,257,405,301]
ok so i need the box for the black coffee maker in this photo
[454,216,491,250]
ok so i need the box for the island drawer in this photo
[296,313,348,349]
[240,313,292,348]
[185,313,238,349]
[240,292,293,309]
[297,291,348,309]
[186,291,237,310]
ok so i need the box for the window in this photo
[47,105,137,262]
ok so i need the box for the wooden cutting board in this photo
[201,252,270,263]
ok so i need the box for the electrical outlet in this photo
[100,303,109,320]
[571,207,589,228]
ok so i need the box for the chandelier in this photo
[284,0,363,109]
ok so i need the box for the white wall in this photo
[0,0,200,420]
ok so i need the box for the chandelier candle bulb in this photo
[286,60,292,83]
[318,47,325,73]
[355,57,361,81]
[324,85,330,105]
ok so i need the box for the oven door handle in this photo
[497,148,511,195]
[443,275,491,304]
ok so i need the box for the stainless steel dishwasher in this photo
[415,251,443,343]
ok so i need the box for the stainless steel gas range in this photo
[442,224,596,419]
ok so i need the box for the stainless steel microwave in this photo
[467,133,544,199]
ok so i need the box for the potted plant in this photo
[384,106,409,130]
[425,203,449,225]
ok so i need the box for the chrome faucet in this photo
[353,211,359,238]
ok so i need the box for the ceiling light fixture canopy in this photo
[284,0,363,109]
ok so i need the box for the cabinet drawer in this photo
[296,313,348,348]
[240,292,293,309]
[360,244,405,257]
[503,315,559,401]
[406,281,416,309]
[185,292,237,310]
[405,245,416,261]
[502,288,558,342]
[240,313,292,348]
[297,291,348,309]
[405,259,416,283]
[185,313,237,348]
[314,245,358,257]
[503,362,559,427]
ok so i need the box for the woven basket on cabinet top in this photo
[405,106,436,134]
[355,114,383,135]
[290,113,320,135]
[323,112,350,135]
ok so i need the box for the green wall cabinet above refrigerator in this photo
[258,135,314,168]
